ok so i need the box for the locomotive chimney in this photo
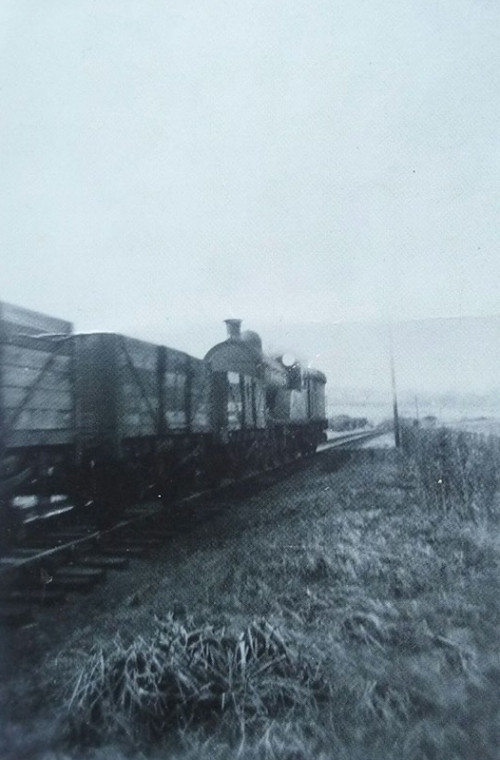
[224,319,242,340]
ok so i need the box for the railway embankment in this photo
[1,434,499,760]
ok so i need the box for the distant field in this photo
[327,403,390,425]
[446,417,500,437]
[330,402,500,434]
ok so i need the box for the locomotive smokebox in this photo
[224,319,242,340]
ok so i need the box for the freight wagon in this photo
[0,303,327,542]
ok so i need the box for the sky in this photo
[1,1,499,394]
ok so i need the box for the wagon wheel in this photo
[254,442,268,473]
[87,461,135,529]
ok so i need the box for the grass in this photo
[65,616,328,748]
[401,425,500,521]
[2,430,500,759]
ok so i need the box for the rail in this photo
[0,428,386,585]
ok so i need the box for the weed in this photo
[401,427,500,521]
[65,615,328,749]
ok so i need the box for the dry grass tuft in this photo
[65,615,328,749]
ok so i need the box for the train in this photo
[0,302,327,541]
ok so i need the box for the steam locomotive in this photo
[0,302,327,538]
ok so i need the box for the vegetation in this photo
[2,429,499,759]
[401,425,500,520]
[66,617,327,749]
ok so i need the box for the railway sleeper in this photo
[43,529,98,541]
[103,536,161,550]
[16,565,106,594]
[0,603,34,627]
[137,526,187,539]
[48,574,104,593]
[95,544,146,559]
[76,554,129,570]
[54,566,106,582]
[5,547,51,559]
[0,588,67,606]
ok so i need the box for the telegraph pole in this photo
[388,323,401,448]
[414,394,420,425]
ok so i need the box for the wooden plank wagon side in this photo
[71,333,214,519]
[0,302,75,539]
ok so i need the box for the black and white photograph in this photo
[1,2,499,758]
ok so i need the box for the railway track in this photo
[0,429,385,627]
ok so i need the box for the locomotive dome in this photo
[240,329,263,354]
